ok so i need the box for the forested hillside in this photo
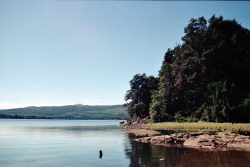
[125,15,250,123]
[0,105,128,120]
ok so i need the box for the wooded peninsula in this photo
[124,15,250,123]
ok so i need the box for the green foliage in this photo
[125,15,250,123]
[124,74,159,119]
[238,95,250,110]
[185,116,198,122]
[199,81,232,122]
[235,95,250,122]
[178,116,198,122]
[147,118,155,123]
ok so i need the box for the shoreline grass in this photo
[144,122,250,132]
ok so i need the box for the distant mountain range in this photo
[0,105,128,120]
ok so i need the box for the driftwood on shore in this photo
[134,132,250,151]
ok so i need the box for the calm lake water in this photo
[0,119,250,167]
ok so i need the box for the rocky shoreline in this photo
[135,131,250,151]
[121,120,250,151]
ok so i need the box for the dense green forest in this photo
[125,15,250,123]
[0,105,128,120]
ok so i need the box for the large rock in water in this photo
[134,132,250,151]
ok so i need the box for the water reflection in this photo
[0,120,129,167]
[125,134,182,167]
[179,150,250,167]
[125,134,250,167]
[1,120,250,167]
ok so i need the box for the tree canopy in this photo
[125,15,250,122]
[124,73,159,119]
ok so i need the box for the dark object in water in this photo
[99,150,103,158]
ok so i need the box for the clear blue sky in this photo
[0,1,250,109]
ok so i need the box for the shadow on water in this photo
[124,133,250,167]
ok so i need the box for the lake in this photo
[0,119,249,167]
